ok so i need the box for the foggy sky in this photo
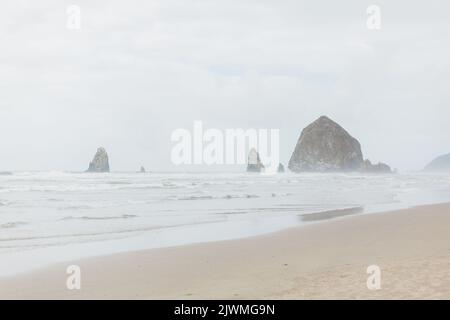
[1,0,449,172]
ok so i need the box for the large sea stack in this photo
[86,147,110,172]
[424,153,450,172]
[288,116,391,173]
[247,148,265,173]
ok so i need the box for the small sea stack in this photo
[361,159,392,173]
[277,163,285,173]
[140,166,146,173]
[247,148,265,173]
[86,147,110,173]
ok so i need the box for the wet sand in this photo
[1,203,450,299]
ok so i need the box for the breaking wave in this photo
[61,214,138,221]
[0,222,27,229]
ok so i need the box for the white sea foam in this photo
[0,171,450,276]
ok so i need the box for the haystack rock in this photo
[288,116,391,173]
[140,166,146,173]
[247,148,265,172]
[288,116,363,172]
[424,153,450,172]
[277,163,285,173]
[86,147,110,172]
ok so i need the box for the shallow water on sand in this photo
[1,171,450,276]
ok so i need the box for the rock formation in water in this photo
[424,153,450,172]
[288,116,364,172]
[361,159,391,173]
[247,148,265,173]
[86,147,110,172]
[140,166,146,173]
[288,116,391,173]
[277,163,285,173]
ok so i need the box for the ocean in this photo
[1,171,450,276]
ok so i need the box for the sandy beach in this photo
[1,203,450,300]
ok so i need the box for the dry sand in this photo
[1,203,450,299]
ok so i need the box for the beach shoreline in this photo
[1,202,450,299]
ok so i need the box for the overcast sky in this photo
[1,0,449,172]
